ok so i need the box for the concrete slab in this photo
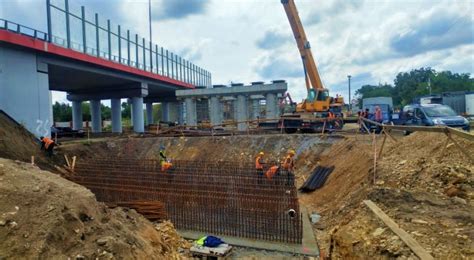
[177,208,319,256]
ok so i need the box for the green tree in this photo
[121,102,131,119]
[354,67,473,109]
[81,102,91,121]
[52,102,72,122]
[153,103,162,122]
[355,84,393,108]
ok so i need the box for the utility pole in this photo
[148,0,152,42]
[347,75,352,111]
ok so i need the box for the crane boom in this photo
[281,0,325,94]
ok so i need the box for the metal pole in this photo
[347,75,352,111]
[107,19,111,60]
[142,37,146,70]
[170,52,174,78]
[95,13,99,57]
[118,25,122,62]
[65,0,70,48]
[161,47,164,75]
[148,0,153,71]
[46,0,52,42]
[155,44,159,73]
[135,34,139,68]
[81,6,86,53]
[166,49,169,77]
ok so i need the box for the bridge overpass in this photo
[0,0,211,137]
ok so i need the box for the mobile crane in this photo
[260,0,344,133]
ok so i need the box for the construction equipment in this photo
[260,0,344,133]
[281,0,343,113]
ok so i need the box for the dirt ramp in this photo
[0,111,59,170]
[0,158,184,259]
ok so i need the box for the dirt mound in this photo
[0,111,61,171]
[60,134,335,166]
[0,158,184,259]
[307,131,473,259]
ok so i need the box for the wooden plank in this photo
[363,200,434,260]
[447,127,474,141]
[64,155,70,168]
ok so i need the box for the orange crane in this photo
[281,0,344,114]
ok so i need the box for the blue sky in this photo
[1,0,473,104]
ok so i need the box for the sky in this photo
[1,0,473,105]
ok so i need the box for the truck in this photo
[414,91,474,117]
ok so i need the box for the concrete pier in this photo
[236,95,248,131]
[209,96,222,126]
[111,98,122,133]
[266,93,277,119]
[161,102,169,122]
[252,99,260,120]
[185,98,197,126]
[146,103,153,125]
[132,97,144,133]
[90,100,102,133]
[176,82,287,127]
[72,101,83,130]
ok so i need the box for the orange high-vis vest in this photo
[255,156,264,170]
[265,166,279,180]
[43,137,54,149]
[282,155,294,170]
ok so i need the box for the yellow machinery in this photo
[281,0,344,114]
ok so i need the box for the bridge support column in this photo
[178,102,184,125]
[90,100,102,133]
[252,99,260,120]
[266,93,277,119]
[168,102,180,123]
[161,102,169,122]
[132,97,144,133]
[236,95,248,131]
[209,96,222,126]
[146,103,153,125]
[111,98,122,133]
[72,101,83,130]
[185,98,197,127]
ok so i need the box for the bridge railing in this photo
[0,19,48,41]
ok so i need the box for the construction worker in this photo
[159,145,172,172]
[282,149,296,186]
[255,152,265,184]
[40,136,55,157]
[375,106,383,123]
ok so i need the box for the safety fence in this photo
[69,158,303,244]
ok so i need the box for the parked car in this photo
[399,104,470,132]
[51,127,85,138]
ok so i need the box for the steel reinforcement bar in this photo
[72,157,303,243]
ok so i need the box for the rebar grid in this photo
[70,157,303,244]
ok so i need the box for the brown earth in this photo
[0,157,185,259]
[0,112,63,171]
[299,132,474,259]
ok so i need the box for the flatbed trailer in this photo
[258,114,343,134]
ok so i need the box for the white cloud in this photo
[4,0,473,105]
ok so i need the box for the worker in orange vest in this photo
[282,149,296,186]
[375,106,383,123]
[255,151,266,184]
[40,136,55,157]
